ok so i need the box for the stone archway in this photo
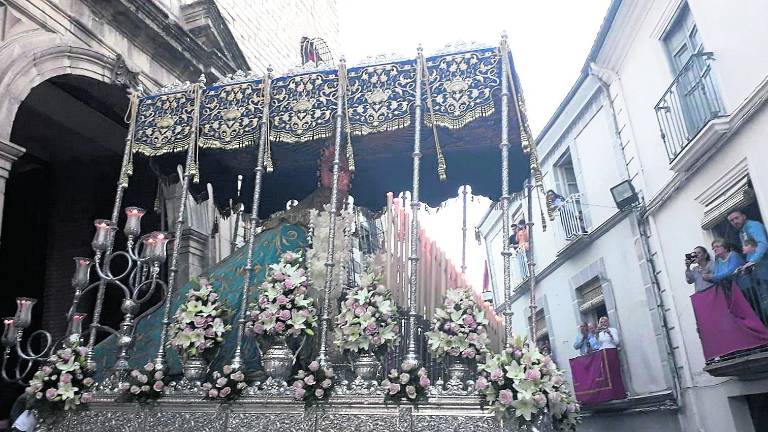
[0,30,121,143]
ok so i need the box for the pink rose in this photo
[280,310,291,321]
[401,361,414,372]
[309,361,320,372]
[45,388,57,400]
[371,336,382,346]
[293,380,304,389]
[223,365,233,375]
[219,387,232,398]
[568,403,580,413]
[355,306,366,317]
[42,366,53,376]
[216,377,228,387]
[60,349,73,361]
[208,389,219,398]
[144,362,155,372]
[273,272,285,281]
[321,379,332,389]
[194,317,207,328]
[499,389,514,406]
[418,375,430,388]
[154,371,164,380]
[276,295,288,305]
[77,347,89,357]
[388,383,400,395]
[462,315,476,327]
[533,393,547,408]
[314,389,324,398]
[294,387,306,399]
[153,381,165,392]
[253,323,265,334]
[59,373,72,384]
[366,322,378,334]
[475,376,488,391]
[490,368,503,382]
[304,375,316,385]
[399,373,410,384]
[275,322,286,332]
[284,280,294,290]
[552,375,564,386]
[525,368,541,381]
[461,348,476,359]
[80,392,94,403]
[130,385,141,394]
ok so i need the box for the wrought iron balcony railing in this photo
[555,193,588,247]
[654,52,724,162]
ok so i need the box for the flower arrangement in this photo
[476,336,581,430]
[334,267,399,355]
[245,251,317,340]
[119,362,166,402]
[202,364,247,400]
[425,288,490,360]
[24,343,94,411]
[380,361,431,403]
[291,360,335,405]
[167,278,231,360]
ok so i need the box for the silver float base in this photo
[36,395,527,432]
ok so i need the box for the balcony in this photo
[555,193,589,253]
[691,282,768,378]
[654,52,725,162]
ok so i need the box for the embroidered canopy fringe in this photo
[423,103,495,130]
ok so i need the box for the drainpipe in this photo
[589,63,683,407]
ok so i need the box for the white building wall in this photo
[215,0,340,73]
[481,0,768,430]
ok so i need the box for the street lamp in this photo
[610,180,639,211]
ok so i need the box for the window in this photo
[554,152,579,197]
[578,277,607,325]
[747,393,768,431]
[663,4,703,74]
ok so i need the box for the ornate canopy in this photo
[129,43,538,217]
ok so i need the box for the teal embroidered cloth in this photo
[92,224,307,379]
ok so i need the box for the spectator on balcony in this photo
[597,316,620,349]
[509,224,519,248]
[738,239,768,323]
[703,239,745,285]
[516,219,529,252]
[573,322,599,355]
[728,209,768,265]
[685,246,714,292]
[547,189,566,208]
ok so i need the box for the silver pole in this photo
[85,90,138,369]
[499,34,514,348]
[318,57,347,366]
[153,81,203,372]
[461,185,468,274]
[231,69,272,371]
[525,179,537,340]
[404,47,424,367]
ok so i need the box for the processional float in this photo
[1,35,581,432]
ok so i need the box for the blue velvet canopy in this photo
[130,44,536,216]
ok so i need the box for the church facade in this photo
[0,0,338,419]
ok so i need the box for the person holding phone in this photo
[685,246,714,292]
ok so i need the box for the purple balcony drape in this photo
[691,282,768,361]
[569,348,626,405]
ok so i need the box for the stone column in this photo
[0,139,25,244]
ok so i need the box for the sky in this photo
[338,0,612,135]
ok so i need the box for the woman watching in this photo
[703,239,745,285]
[685,246,714,292]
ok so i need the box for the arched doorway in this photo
[0,74,158,418]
